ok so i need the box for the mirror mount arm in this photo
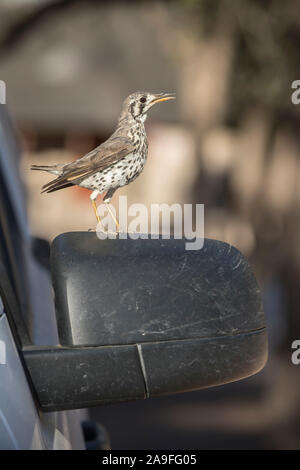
[22,327,267,412]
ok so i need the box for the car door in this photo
[0,105,86,450]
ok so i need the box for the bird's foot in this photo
[95,226,119,237]
[89,224,127,237]
[106,229,119,236]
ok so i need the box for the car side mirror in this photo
[23,233,267,411]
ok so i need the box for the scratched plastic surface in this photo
[51,233,265,347]
[22,234,268,411]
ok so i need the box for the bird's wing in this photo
[41,137,135,193]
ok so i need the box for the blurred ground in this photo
[1,0,300,449]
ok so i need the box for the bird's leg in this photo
[90,190,103,229]
[104,188,120,232]
[106,204,120,232]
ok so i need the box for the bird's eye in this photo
[140,97,147,104]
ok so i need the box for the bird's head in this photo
[119,91,176,122]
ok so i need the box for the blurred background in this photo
[1,0,300,449]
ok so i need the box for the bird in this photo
[31,91,175,230]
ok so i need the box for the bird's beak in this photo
[150,92,176,105]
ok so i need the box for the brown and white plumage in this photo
[31,91,175,227]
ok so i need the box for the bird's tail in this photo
[31,164,63,176]
[31,164,75,193]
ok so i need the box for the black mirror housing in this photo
[23,233,267,411]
